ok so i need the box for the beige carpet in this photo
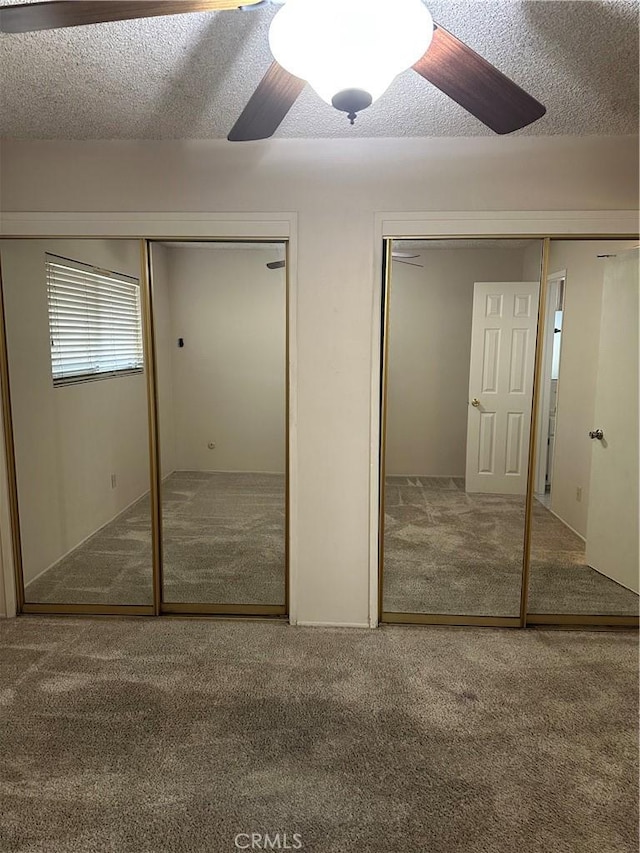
[0,618,637,853]
[24,473,637,616]
[25,471,285,607]
[383,477,638,617]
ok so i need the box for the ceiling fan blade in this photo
[0,0,262,33]
[413,24,546,134]
[394,260,424,268]
[266,260,286,270]
[392,253,420,259]
[228,61,305,141]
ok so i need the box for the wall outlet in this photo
[207,442,216,450]
[111,474,117,489]
[576,486,582,503]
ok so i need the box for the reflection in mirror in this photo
[382,239,543,618]
[150,242,286,607]
[0,239,153,606]
[528,241,639,616]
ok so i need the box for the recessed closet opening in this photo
[0,237,289,618]
[378,236,639,629]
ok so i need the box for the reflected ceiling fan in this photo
[0,0,546,140]
[266,252,423,270]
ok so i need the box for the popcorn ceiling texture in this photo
[0,0,638,139]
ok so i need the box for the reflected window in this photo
[46,254,144,385]
[0,239,153,608]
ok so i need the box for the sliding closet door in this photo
[0,239,154,613]
[150,241,287,615]
[380,238,543,625]
[527,240,639,624]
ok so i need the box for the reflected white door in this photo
[585,251,639,593]
[466,282,540,494]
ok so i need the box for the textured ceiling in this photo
[0,0,638,139]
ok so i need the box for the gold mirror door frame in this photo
[524,237,640,629]
[0,238,155,616]
[0,237,290,620]
[378,235,640,630]
[146,238,290,619]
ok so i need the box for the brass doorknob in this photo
[471,398,481,408]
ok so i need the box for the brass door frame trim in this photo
[382,612,521,628]
[520,237,550,626]
[141,240,163,616]
[147,237,290,620]
[0,250,25,614]
[161,603,286,617]
[284,239,291,617]
[380,234,640,242]
[376,233,640,630]
[23,603,154,616]
[527,614,639,628]
[377,240,393,623]
[0,234,292,619]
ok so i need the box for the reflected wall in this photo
[150,242,287,608]
[0,239,153,606]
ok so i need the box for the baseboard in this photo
[385,473,464,480]
[544,506,586,543]
[173,468,285,476]
[24,487,151,588]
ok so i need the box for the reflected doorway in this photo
[380,238,543,623]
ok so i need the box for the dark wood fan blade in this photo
[228,61,305,141]
[0,0,261,33]
[267,260,286,270]
[413,24,546,134]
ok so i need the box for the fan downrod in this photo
[331,88,373,124]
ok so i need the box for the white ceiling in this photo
[0,0,638,140]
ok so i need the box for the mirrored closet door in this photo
[0,239,154,612]
[527,240,639,624]
[380,238,544,624]
[149,241,288,615]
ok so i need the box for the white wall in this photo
[386,246,530,477]
[548,239,638,538]
[0,135,637,623]
[522,242,543,281]
[162,245,286,474]
[0,239,150,584]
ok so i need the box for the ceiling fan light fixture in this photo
[268,0,433,122]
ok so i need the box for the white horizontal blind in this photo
[46,254,144,386]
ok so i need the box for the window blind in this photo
[46,254,144,386]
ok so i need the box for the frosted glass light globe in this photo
[269,0,433,119]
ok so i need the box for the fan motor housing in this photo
[331,88,373,124]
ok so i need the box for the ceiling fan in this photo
[266,252,423,270]
[0,0,546,140]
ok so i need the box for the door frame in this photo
[0,213,298,621]
[370,211,639,629]
[534,269,566,497]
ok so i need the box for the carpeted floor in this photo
[383,477,639,617]
[25,472,286,607]
[0,618,637,853]
[25,473,637,617]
